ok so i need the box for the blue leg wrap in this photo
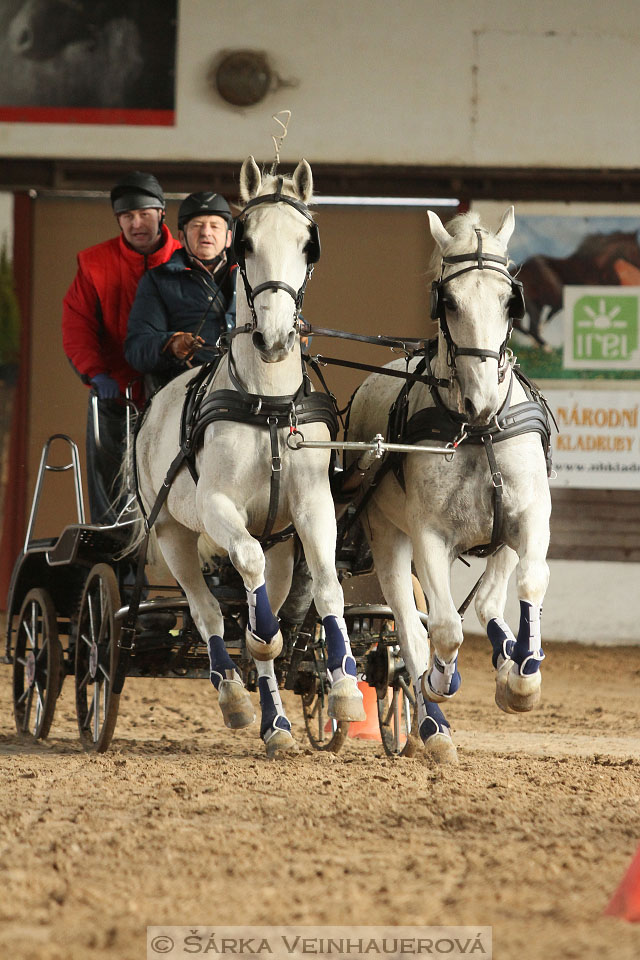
[247,583,279,641]
[322,615,357,678]
[428,654,461,698]
[418,699,450,743]
[487,617,516,669]
[258,675,291,740]
[208,635,237,689]
[512,601,545,676]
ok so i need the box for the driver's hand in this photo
[165,332,205,360]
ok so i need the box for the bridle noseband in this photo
[232,176,320,333]
[430,228,525,372]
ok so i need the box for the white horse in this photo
[131,157,364,757]
[346,208,552,763]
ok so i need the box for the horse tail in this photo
[112,412,173,578]
[112,420,147,560]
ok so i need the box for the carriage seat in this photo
[46,523,134,567]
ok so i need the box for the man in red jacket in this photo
[62,171,181,524]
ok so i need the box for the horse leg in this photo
[197,491,284,663]
[365,502,458,764]
[292,494,365,723]
[153,520,255,729]
[253,658,297,758]
[476,539,549,713]
[475,545,520,713]
[410,532,466,753]
[249,540,297,757]
[197,492,299,754]
[508,533,550,711]
[264,538,295,616]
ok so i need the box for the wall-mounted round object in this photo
[214,51,272,107]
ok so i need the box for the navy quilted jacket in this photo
[125,247,236,378]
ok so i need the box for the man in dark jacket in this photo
[62,171,181,523]
[125,191,236,390]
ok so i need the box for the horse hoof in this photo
[504,664,542,713]
[424,731,458,765]
[218,679,255,729]
[494,658,518,714]
[264,728,298,759]
[328,677,366,722]
[245,628,283,662]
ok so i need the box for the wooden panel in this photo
[549,488,640,562]
[25,198,444,539]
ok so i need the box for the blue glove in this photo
[90,373,120,399]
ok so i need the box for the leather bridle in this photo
[431,228,524,370]
[232,177,319,333]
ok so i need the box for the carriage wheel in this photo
[301,681,350,753]
[13,588,63,739]
[373,576,424,758]
[377,673,418,758]
[75,564,121,753]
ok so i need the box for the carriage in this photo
[3,431,428,757]
[3,156,554,763]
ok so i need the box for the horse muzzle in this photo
[252,327,297,362]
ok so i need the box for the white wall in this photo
[1,0,639,168]
[452,558,639,646]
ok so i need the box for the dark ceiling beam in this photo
[1,157,640,203]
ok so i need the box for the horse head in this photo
[427,207,521,425]
[235,156,319,363]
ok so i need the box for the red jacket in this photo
[62,224,181,400]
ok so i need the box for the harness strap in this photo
[479,433,504,557]
[263,418,282,541]
[175,358,338,546]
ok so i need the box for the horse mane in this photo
[427,211,510,281]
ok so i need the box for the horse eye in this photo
[442,297,456,312]
[243,237,254,254]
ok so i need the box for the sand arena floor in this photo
[1,629,639,960]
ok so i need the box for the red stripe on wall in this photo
[0,107,175,126]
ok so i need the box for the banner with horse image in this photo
[0,0,177,125]
[471,202,640,382]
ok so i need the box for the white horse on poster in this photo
[129,157,365,756]
[346,208,552,763]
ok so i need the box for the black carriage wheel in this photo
[13,588,63,739]
[375,575,425,758]
[376,675,418,758]
[301,682,350,753]
[298,624,350,753]
[75,564,121,753]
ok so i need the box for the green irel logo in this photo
[572,294,638,362]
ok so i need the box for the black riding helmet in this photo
[178,192,232,231]
[110,171,166,215]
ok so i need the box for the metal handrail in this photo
[23,434,85,552]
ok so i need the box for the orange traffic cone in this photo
[605,843,640,922]
[348,681,382,741]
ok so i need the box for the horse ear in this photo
[495,206,515,246]
[240,156,262,201]
[292,159,313,204]
[427,210,453,251]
